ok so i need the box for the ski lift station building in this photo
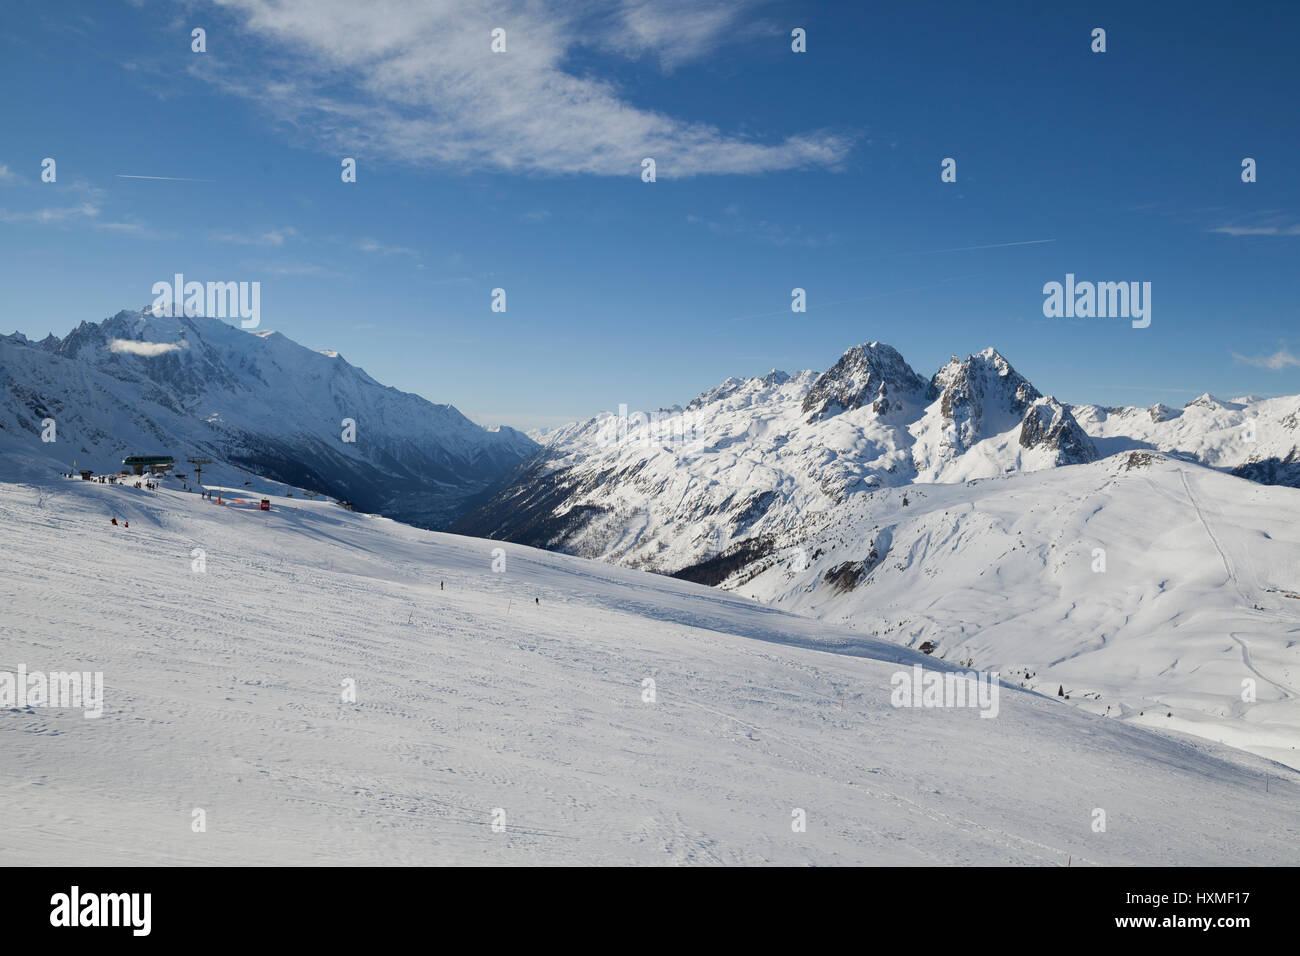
[122,455,175,475]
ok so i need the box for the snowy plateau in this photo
[2,314,1298,865]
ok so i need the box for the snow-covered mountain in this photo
[457,340,1300,584]
[2,464,1296,864]
[453,342,1101,573]
[453,340,1300,768]
[3,331,1297,863]
[0,308,536,528]
[1073,392,1300,486]
[735,451,1300,769]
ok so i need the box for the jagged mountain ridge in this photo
[0,308,537,528]
[453,342,1102,573]
[456,338,1300,585]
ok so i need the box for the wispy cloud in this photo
[0,202,100,224]
[0,164,21,185]
[190,0,851,177]
[0,200,151,235]
[97,220,151,235]
[212,227,300,246]
[356,237,418,257]
[110,339,187,356]
[64,180,106,199]
[686,206,833,247]
[256,261,340,277]
[0,183,160,237]
[1210,214,1300,237]
[1212,224,1300,236]
[593,0,759,71]
[1233,347,1300,370]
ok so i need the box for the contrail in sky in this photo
[897,239,1056,256]
[115,174,213,182]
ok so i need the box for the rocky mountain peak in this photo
[802,341,928,422]
[1018,397,1099,464]
[930,349,1042,452]
[1185,393,1230,411]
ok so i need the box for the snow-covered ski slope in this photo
[740,453,1300,772]
[1,460,1296,865]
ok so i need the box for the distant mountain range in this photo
[455,340,1300,582]
[0,308,536,528]
[5,312,1297,553]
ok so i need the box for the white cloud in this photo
[212,227,300,246]
[1233,347,1300,370]
[0,202,101,224]
[595,0,752,71]
[257,261,339,277]
[1211,218,1300,236]
[356,237,418,257]
[194,0,851,177]
[65,180,107,199]
[0,198,153,235]
[686,206,833,247]
[1212,225,1300,236]
[110,339,187,356]
[0,164,21,185]
[98,220,150,235]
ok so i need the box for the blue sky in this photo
[2,0,1298,428]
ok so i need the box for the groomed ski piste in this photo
[741,453,1300,773]
[1,451,1297,865]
